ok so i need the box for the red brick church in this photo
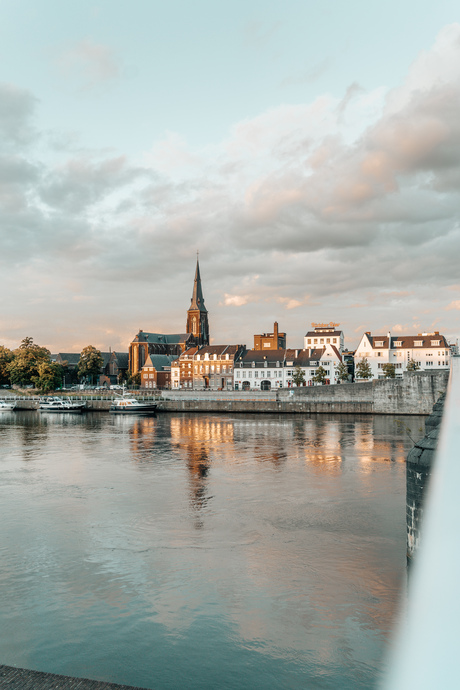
[129,258,210,376]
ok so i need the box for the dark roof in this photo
[142,354,178,371]
[55,353,81,366]
[365,334,449,349]
[132,331,191,344]
[304,330,342,338]
[111,352,129,368]
[189,259,207,313]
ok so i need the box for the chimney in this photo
[295,349,299,357]
[274,322,278,340]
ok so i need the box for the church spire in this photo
[186,256,209,345]
[190,257,206,311]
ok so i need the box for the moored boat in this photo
[39,397,86,412]
[110,395,157,415]
[0,400,17,411]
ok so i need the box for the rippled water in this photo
[0,411,424,689]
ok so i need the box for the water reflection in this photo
[0,411,425,689]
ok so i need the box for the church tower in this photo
[186,258,209,346]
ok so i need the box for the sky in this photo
[0,0,460,353]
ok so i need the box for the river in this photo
[0,410,424,689]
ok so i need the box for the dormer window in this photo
[431,340,440,346]
[414,340,423,347]
[213,354,217,360]
[395,341,402,347]
[375,341,384,347]
[196,355,200,360]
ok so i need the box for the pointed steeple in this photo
[190,258,206,312]
[186,256,209,346]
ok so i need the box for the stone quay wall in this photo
[159,371,448,416]
[406,393,446,562]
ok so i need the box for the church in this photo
[128,259,210,376]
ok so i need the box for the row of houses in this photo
[52,322,454,391]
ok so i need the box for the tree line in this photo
[0,338,105,393]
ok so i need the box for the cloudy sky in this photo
[1,0,459,353]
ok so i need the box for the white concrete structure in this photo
[354,331,451,380]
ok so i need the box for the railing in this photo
[383,355,460,688]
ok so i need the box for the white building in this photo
[304,323,344,353]
[354,331,451,379]
[233,345,343,390]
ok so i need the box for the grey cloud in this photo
[0,83,38,149]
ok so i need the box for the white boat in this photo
[0,400,17,411]
[110,394,157,415]
[39,397,86,412]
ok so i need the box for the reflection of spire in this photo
[190,258,207,312]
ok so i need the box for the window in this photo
[222,365,227,373]
[377,352,382,357]
[248,371,252,378]
[431,340,440,346]
[395,341,402,347]
[254,371,258,377]
[307,339,311,345]
[375,341,384,347]
[414,341,423,346]
[252,361,255,367]
[267,371,271,377]
[242,371,246,378]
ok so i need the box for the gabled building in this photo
[171,344,245,390]
[233,344,343,390]
[140,354,176,389]
[354,331,451,379]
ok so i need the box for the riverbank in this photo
[1,371,448,415]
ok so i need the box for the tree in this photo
[31,361,63,393]
[335,361,349,383]
[355,357,373,380]
[0,346,14,385]
[407,358,420,371]
[78,345,104,384]
[382,363,396,378]
[312,365,327,385]
[292,365,306,387]
[7,337,51,386]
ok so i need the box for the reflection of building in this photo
[171,344,245,389]
[304,323,344,353]
[354,331,451,379]
[254,322,286,350]
[129,258,209,376]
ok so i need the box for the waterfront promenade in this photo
[0,665,150,689]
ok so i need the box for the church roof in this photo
[189,259,207,313]
[132,331,191,345]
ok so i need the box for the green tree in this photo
[0,346,14,385]
[355,357,373,380]
[382,363,396,378]
[7,337,51,386]
[335,361,349,382]
[292,365,306,387]
[312,365,327,385]
[32,361,64,393]
[131,372,141,387]
[78,345,104,384]
[407,358,420,371]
